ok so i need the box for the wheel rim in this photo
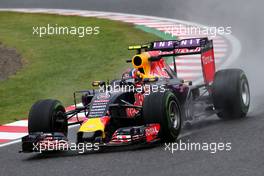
[53,110,67,134]
[168,100,180,129]
[241,79,250,106]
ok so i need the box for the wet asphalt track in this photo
[0,1,264,176]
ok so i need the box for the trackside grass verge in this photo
[0,12,160,124]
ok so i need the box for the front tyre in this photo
[143,91,182,142]
[28,99,68,135]
[212,69,250,119]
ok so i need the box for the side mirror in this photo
[143,77,159,83]
[92,80,106,87]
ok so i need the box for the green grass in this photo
[0,12,160,124]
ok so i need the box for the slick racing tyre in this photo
[28,99,68,135]
[212,69,250,119]
[143,91,182,142]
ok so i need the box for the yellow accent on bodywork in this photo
[79,118,106,138]
[132,52,155,79]
[128,45,141,50]
[128,44,150,50]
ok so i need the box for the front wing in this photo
[20,124,160,153]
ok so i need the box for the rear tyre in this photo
[28,99,68,135]
[143,91,181,142]
[212,69,250,119]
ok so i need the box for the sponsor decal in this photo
[157,47,201,56]
[145,126,159,136]
[89,98,109,117]
[201,49,215,84]
[202,55,213,65]
[153,38,201,50]
[145,124,160,142]
[96,93,110,100]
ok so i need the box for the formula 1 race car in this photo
[21,37,250,152]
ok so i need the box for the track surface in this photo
[0,1,264,176]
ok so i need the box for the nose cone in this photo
[78,117,110,138]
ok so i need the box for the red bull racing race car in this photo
[21,37,250,152]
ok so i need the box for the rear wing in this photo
[152,38,206,50]
[129,37,216,84]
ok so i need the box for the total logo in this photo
[202,55,213,65]
[97,93,110,100]
[145,125,159,136]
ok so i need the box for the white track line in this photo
[0,139,22,148]
[0,132,28,140]
[4,120,28,127]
